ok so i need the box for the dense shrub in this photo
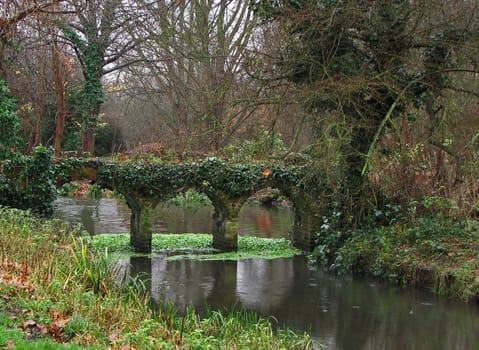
[311,215,479,300]
[0,146,57,216]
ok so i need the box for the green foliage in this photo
[93,122,123,156]
[0,146,57,216]
[180,309,312,350]
[222,131,286,161]
[90,233,300,260]
[70,239,115,295]
[170,236,301,261]
[171,189,212,208]
[0,79,20,160]
[87,184,103,199]
[58,182,81,197]
[310,215,479,300]
[53,157,86,184]
[97,157,302,199]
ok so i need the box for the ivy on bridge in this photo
[60,157,322,253]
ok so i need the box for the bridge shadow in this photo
[124,254,298,317]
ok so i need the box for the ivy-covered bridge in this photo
[67,158,322,253]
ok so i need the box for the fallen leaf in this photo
[22,319,48,334]
[22,320,38,329]
[109,333,119,342]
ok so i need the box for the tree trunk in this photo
[25,108,44,154]
[52,37,67,158]
[82,127,95,156]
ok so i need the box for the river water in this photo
[54,196,479,350]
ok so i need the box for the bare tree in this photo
[51,27,74,157]
[123,0,258,152]
[0,0,67,74]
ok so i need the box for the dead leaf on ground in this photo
[108,333,119,342]
[5,340,16,349]
[22,319,48,334]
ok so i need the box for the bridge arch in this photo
[76,158,321,253]
[242,183,320,251]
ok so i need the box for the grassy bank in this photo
[313,216,479,302]
[0,206,312,349]
[90,233,300,260]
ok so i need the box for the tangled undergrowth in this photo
[312,216,479,302]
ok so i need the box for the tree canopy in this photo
[253,0,479,220]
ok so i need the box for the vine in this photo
[0,79,21,160]
[96,157,304,199]
[0,146,57,216]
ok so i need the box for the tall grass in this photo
[0,206,313,349]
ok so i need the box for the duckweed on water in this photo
[90,233,301,260]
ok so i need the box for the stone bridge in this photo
[75,158,321,253]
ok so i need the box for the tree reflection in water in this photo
[123,255,479,350]
[57,197,479,349]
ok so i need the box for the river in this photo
[54,196,479,350]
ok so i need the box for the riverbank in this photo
[0,206,312,349]
[313,216,479,302]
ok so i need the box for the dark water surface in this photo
[53,196,293,237]
[54,197,479,350]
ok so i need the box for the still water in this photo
[54,197,479,350]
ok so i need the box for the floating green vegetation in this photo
[170,235,301,261]
[90,233,301,260]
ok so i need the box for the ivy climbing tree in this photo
[61,0,139,155]
[254,0,479,225]
[0,74,57,216]
[0,79,20,159]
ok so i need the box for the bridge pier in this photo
[210,193,246,252]
[292,209,320,251]
[212,209,239,251]
[124,194,159,253]
[286,192,322,251]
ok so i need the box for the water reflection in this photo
[54,197,131,233]
[119,255,479,350]
[236,259,295,313]
[53,196,293,238]
[55,197,479,350]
